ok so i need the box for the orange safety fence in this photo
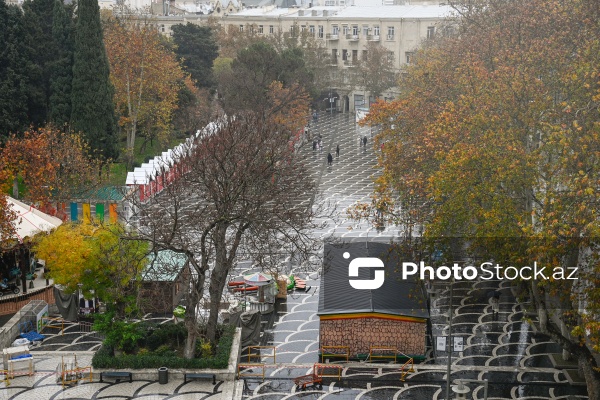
[41,317,64,335]
[368,346,397,363]
[398,352,414,381]
[246,346,276,364]
[314,363,343,380]
[237,363,265,381]
[320,346,349,363]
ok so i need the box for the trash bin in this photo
[158,367,168,384]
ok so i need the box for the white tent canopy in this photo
[4,197,63,242]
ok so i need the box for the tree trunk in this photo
[183,277,202,359]
[207,227,229,343]
[578,353,600,398]
[560,315,572,361]
[12,177,19,198]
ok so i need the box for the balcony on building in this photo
[343,59,355,67]
[330,57,338,66]
[326,33,339,40]
[367,34,380,41]
[346,34,359,41]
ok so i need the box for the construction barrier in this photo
[368,346,397,363]
[320,346,350,363]
[41,317,64,335]
[237,363,265,381]
[399,352,415,381]
[55,355,92,387]
[246,346,276,364]
[314,363,343,380]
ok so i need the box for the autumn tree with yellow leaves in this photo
[104,16,186,170]
[34,222,148,316]
[358,0,600,393]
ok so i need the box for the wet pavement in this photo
[0,315,229,399]
[0,114,589,399]
[237,113,590,400]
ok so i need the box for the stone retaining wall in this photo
[320,317,426,357]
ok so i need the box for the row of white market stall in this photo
[125,123,219,202]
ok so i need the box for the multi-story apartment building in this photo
[158,4,452,112]
[156,3,453,112]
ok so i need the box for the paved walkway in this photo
[0,316,229,399]
[237,114,590,400]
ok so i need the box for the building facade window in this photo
[318,25,323,38]
[362,25,369,36]
[332,25,338,35]
[342,49,348,60]
[352,49,358,62]
[239,25,244,32]
[362,49,368,60]
[269,25,274,34]
[354,94,364,109]
[310,25,315,34]
[387,26,394,39]
[373,25,380,36]
[388,51,395,62]
[352,25,358,35]
[343,25,349,35]
[332,48,337,62]
[427,26,435,39]
[405,51,413,64]
[258,25,263,34]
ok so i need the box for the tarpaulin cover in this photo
[230,309,261,347]
[53,287,78,322]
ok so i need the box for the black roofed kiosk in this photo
[318,241,430,361]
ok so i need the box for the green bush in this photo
[145,323,186,351]
[92,324,236,370]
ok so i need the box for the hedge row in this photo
[92,324,236,369]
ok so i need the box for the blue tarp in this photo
[20,331,45,342]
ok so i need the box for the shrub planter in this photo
[92,327,242,383]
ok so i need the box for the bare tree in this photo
[350,42,397,101]
[126,112,319,356]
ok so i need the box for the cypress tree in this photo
[49,0,73,127]
[0,1,29,138]
[71,0,117,160]
[22,0,57,126]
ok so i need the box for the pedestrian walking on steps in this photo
[312,140,317,150]
[336,144,340,157]
[362,136,368,147]
[327,153,333,166]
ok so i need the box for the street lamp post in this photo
[77,283,83,322]
[445,280,453,400]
